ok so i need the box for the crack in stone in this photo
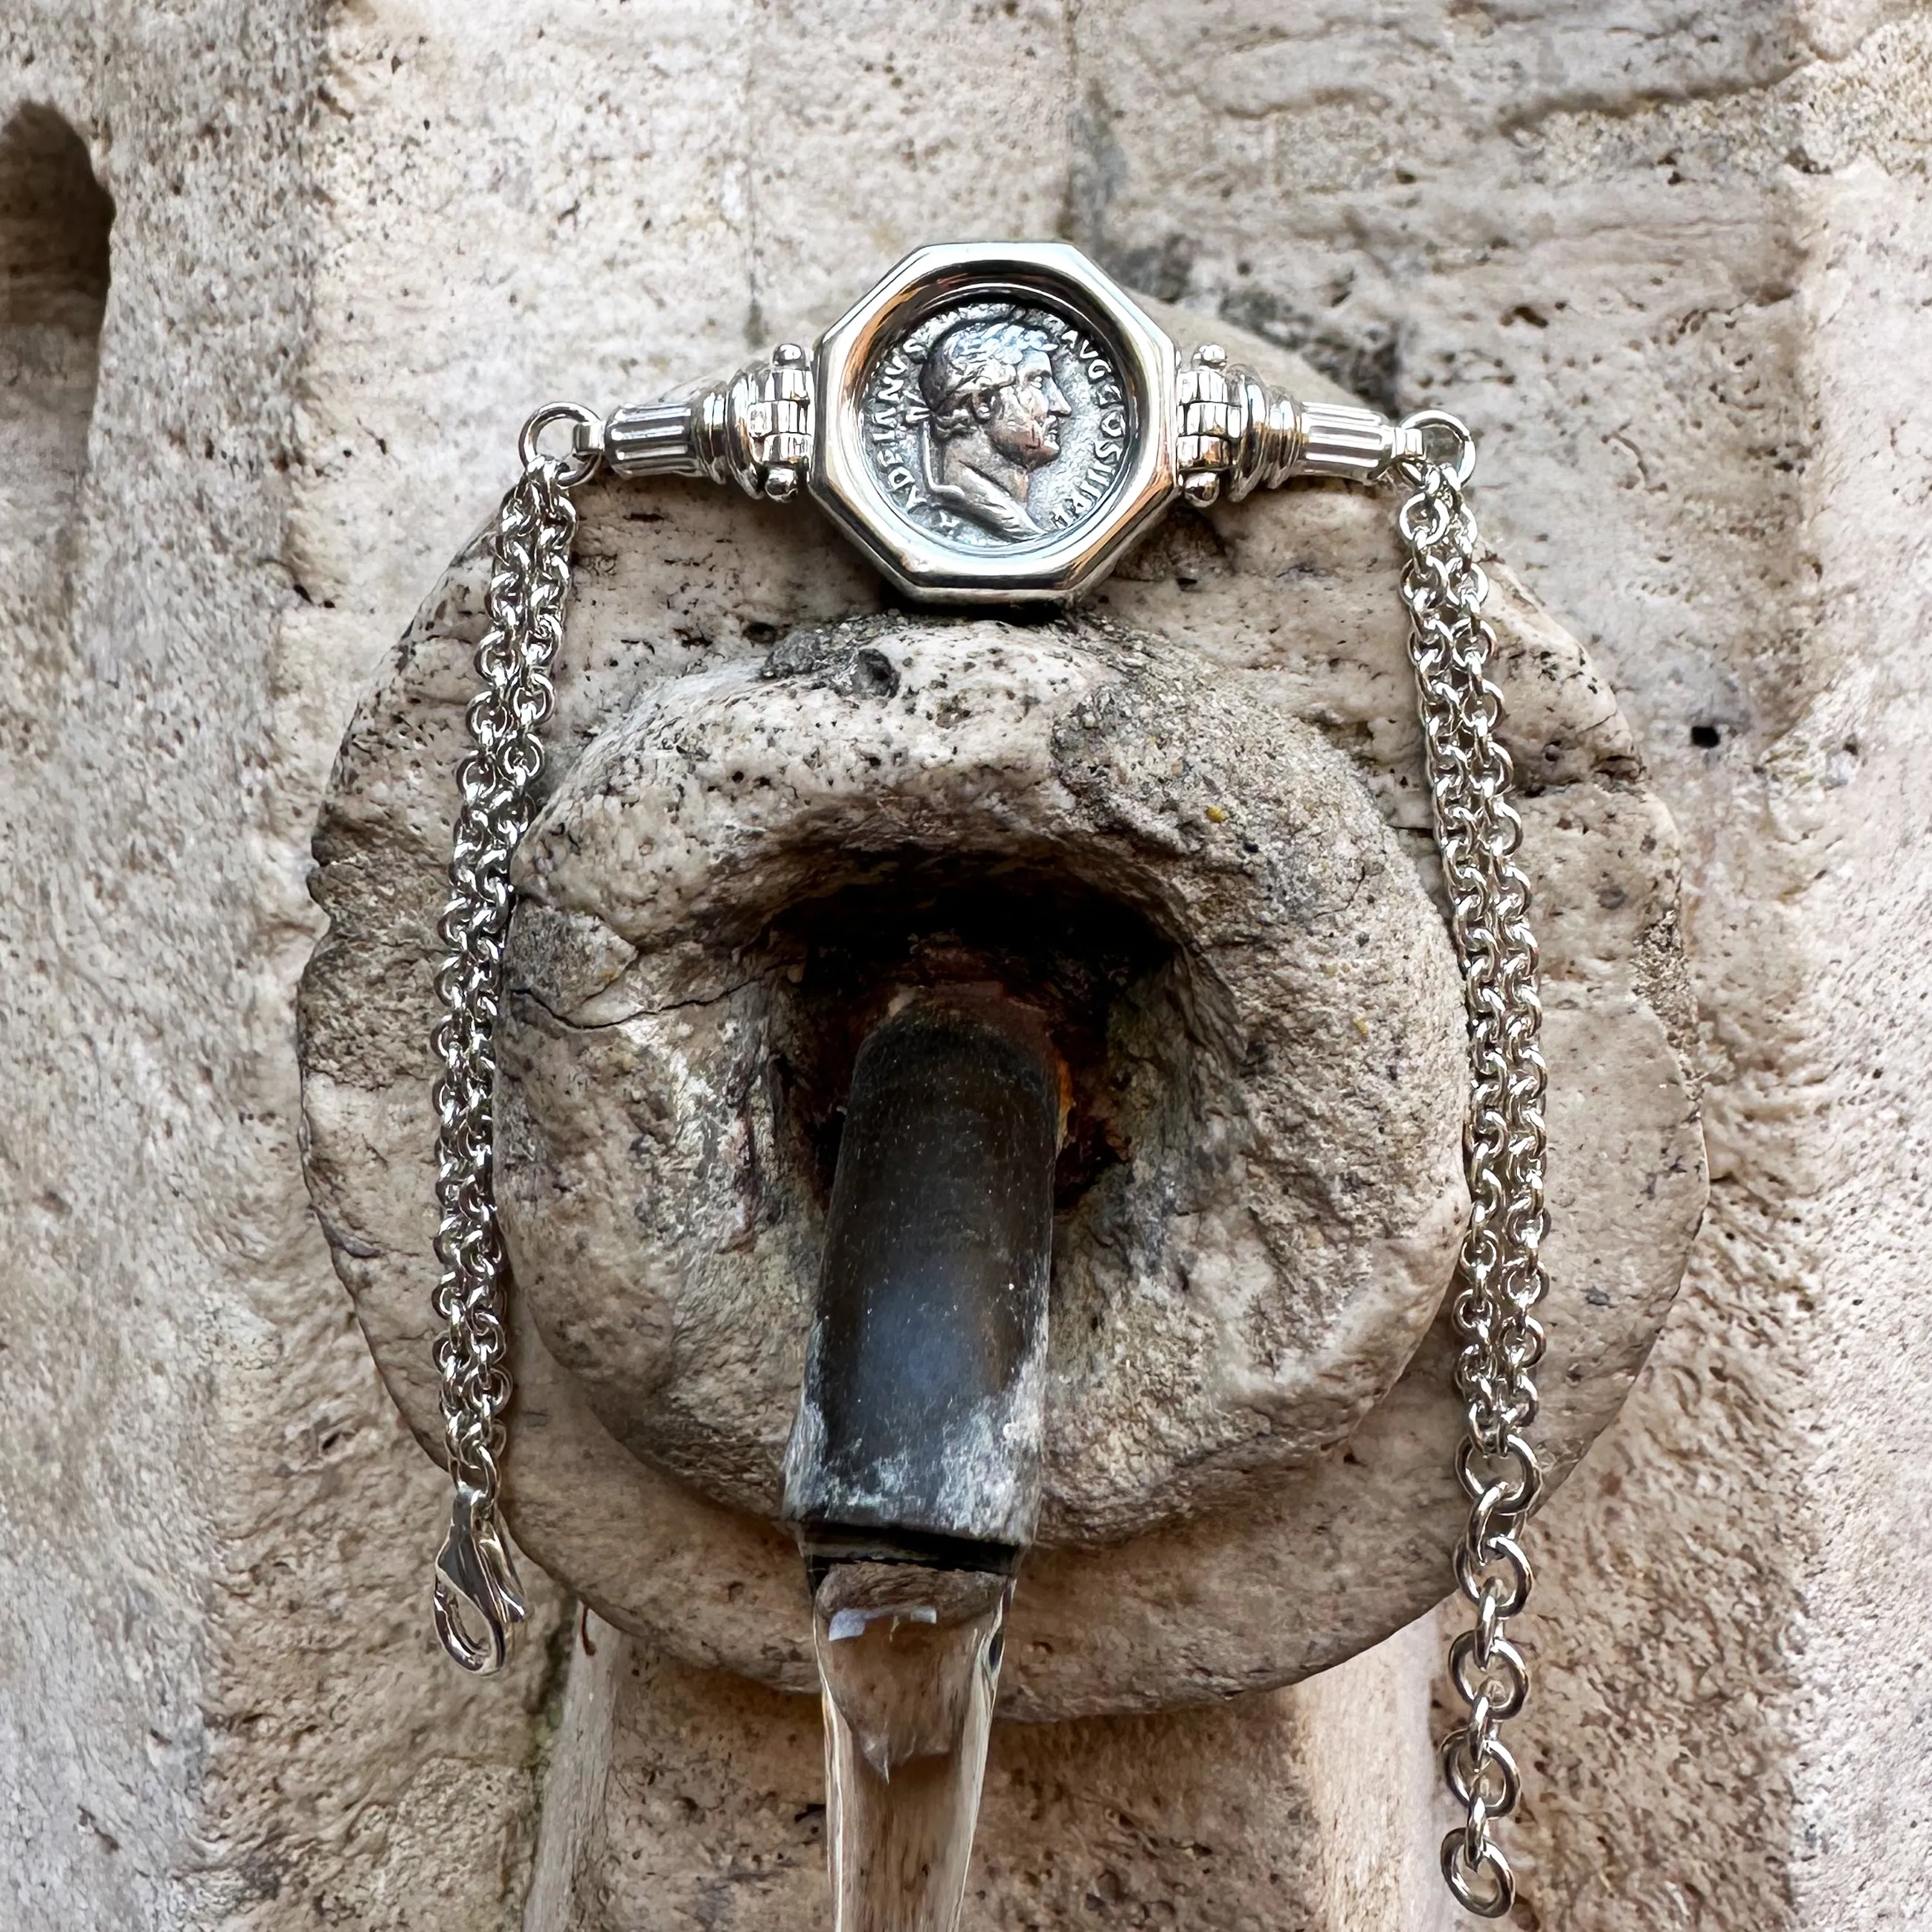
[513,972,759,1036]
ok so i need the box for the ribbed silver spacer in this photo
[1293,401,1399,484]
[1182,361,1403,499]
[603,399,707,480]
[600,347,813,499]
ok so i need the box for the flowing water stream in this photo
[812,1562,1013,1932]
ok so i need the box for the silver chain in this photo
[430,402,601,1674]
[421,399,1547,1913]
[1394,412,1548,1918]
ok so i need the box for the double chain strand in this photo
[1396,413,1549,1918]
[426,402,1545,1916]
[430,407,598,1674]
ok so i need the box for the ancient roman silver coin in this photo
[857,301,1135,552]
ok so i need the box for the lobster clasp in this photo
[433,1483,529,1674]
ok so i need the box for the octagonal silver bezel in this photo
[810,242,1179,604]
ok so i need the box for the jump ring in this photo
[518,401,605,489]
[1400,407,1478,488]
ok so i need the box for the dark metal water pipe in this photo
[782,992,1066,1573]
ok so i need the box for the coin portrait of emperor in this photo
[906,310,1074,542]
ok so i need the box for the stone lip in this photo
[296,312,1705,1718]
[495,616,1468,1548]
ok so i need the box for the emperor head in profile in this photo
[904,307,1074,542]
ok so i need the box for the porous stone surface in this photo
[526,1613,1452,1932]
[299,308,1701,1719]
[500,615,1471,1540]
[5,2,1929,1928]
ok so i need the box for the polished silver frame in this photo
[809,241,1180,604]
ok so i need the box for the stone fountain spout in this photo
[299,488,1703,1924]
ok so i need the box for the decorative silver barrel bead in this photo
[1175,343,1420,501]
[598,344,815,500]
[1175,345,1243,506]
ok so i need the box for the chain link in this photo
[430,406,599,1673]
[1393,410,1549,1919]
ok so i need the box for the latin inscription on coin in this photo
[858,301,1133,551]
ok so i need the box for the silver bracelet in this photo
[428,240,1546,1921]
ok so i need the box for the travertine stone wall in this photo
[1,3,1927,1929]
[0,7,567,1929]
